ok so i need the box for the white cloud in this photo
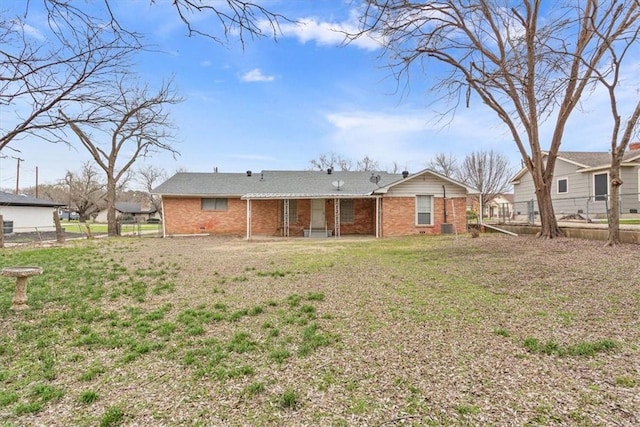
[15,20,45,41]
[267,9,382,51]
[240,68,276,82]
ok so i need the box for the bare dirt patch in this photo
[2,234,639,426]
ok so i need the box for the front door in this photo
[311,199,325,228]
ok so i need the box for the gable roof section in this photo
[511,150,640,183]
[153,171,406,199]
[0,191,63,207]
[374,168,478,194]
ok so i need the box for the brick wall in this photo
[163,196,466,237]
[381,196,467,236]
[163,197,247,235]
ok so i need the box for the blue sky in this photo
[1,1,638,191]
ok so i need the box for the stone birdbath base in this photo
[2,266,43,310]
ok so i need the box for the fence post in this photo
[53,210,65,243]
[0,214,4,248]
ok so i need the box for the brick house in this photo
[152,169,474,238]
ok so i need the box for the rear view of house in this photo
[153,169,474,238]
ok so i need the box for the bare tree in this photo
[426,153,459,178]
[458,150,515,213]
[1,0,288,152]
[66,162,108,222]
[356,155,380,171]
[356,1,640,238]
[60,78,182,236]
[309,152,383,172]
[136,165,168,218]
[586,7,640,245]
[0,1,141,150]
[309,152,353,171]
[162,0,288,45]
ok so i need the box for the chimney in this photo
[246,170,252,176]
[327,167,333,174]
[629,142,640,151]
[402,170,409,178]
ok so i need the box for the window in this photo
[593,173,608,201]
[201,198,228,211]
[282,200,298,223]
[416,195,433,225]
[557,178,568,194]
[340,199,354,224]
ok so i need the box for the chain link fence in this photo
[510,191,640,224]
[1,220,162,246]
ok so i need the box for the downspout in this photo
[442,185,448,223]
[246,198,251,240]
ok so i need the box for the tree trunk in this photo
[53,210,65,243]
[106,176,118,237]
[606,164,622,246]
[532,171,563,238]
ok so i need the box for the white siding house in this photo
[0,192,64,233]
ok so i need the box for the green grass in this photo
[523,337,617,357]
[0,235,636,425]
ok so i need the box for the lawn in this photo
[60,222,160,235]
[0,235,638,426]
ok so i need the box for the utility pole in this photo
[13,157,24,194]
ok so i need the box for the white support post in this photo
[246,199,251,240]
[283,199,290,237]
[334,198,340,238]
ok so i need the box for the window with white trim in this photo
[594,173,608,201]
[416,195,433,225]
[340,199,354,224]
[557,177,568,194]
[201,198,228,211]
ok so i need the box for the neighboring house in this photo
[0,191,65,233]
[511,147,640,220]
[152,169,475,238]
[485,194,514,220]
[465,194,514,220]
[94,202,158,223]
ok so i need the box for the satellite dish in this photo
[369,174,381,185]
[332,180,345,191]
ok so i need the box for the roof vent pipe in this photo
[246,170,252,177]
[402,170,409,178]
[327,167,333,174]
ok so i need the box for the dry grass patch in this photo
[0,234,638,425]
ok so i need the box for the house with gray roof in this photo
[152,168,475,238]
[94,202,158,223]
[511,147,640,221]
[0,191,64,234]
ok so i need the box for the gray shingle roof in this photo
[558,151,640,168]
[0,191,63,207]
[115,202,156,214]
[153,170,406,198]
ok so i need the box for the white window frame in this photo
[593,172,609,201]
[201,198,228,211]
[415,195,433,226]
[557,177,568,194]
